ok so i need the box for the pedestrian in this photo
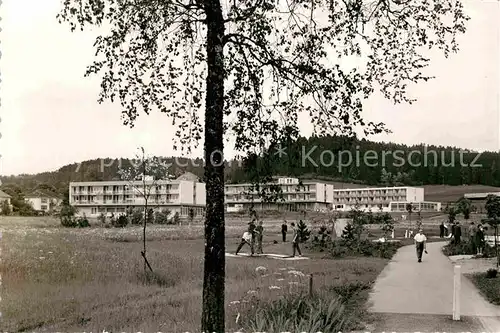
[291,222,302,257]
[255,220,264,254]
[235,231,254,256]
[475,224,485,256]
[468,222,476,252]
[414,228,428,263]
[454,222,462,245]
[439,222,445,238]
[281,220,288,242]
[235,220,256,256]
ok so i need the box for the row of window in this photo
[89,206,205,216]
[72,184,179,193]
[334,196,407,203]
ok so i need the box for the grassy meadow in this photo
[1,215,448,332]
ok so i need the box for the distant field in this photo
[422,184,500,202]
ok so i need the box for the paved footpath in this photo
[368,241,500,331]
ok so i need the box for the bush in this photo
[486,268,498,279]
[60,203,78,227]
[326,239,400,259]
[97,213,106,224]
[112,215,129,228]
[442,239,495,258]
[61,216,78,227]
[311,225,331,251]
[129,208,144,225]
[170,212,180,225]
[76,215,90,228]
[297,220,311,243]
[147,208,154,224]
[154,209,171,224]
[243,294,350,333]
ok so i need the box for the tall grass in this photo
[246,295,349,332]
[2,216,390,332]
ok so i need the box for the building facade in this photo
[25,191,62,214]
[463,192,500,213]
[332,186,441,212]
[225,177,334,213]
[0,190,12,211]
[69,178,206,218]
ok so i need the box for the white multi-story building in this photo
[332,186,441,212]
[25,190,62,214]
[69,176,206,218]
[225,177,334,213]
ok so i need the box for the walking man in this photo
[281,220,288,242]
[255,220,264,254]
[414,228,427,263]
[291,222,302,257]
[439,222,445,238]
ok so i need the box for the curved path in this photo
[368,241,500,331]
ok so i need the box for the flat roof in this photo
[333,186,420,191]
[464,192,500,199]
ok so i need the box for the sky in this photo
[0,0,499,176]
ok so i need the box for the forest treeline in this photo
[2,136,499,197]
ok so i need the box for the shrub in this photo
[97,213,106,224]
[61,216,78,227]
[244,294,350,333]
[112,215,129,228]
[442,239,495,258]
[311,225,331,251]
[147,208,154,224]
[154,209,171,224]
[170,212,180,225]
[129,208,143,225]
[77,215,90,228]
[326,239,400,259]
[486,268,498,279]
[60,203,78,227]
[341,223,356,242]
[297,220,310,243]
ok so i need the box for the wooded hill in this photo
[2,136,499,199]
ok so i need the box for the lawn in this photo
[468,272,500,306]
[2,216,392,332]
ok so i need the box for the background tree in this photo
[380,213,395,239]
[118,147,170,273]
[297,219,311,243]
[380,168,393,187]
[58,0,469,330]
[448,207,457,224]
[457,197,472,220]
[406,203,413,230]
[348,203,366,242]
[188,208,195,225]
